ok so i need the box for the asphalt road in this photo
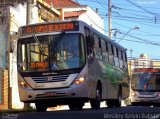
[1,106,160,119]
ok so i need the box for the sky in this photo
[76,0,160,60]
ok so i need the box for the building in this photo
[0,0,104,109]
[40,0,104,32]
[0,3,10,109]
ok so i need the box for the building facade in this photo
[0,5,10,109]
[51,0,104,33]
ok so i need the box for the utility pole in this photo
[26,0,33,24]
[129,49,133,76]
[24,0,34,109]
[155,16,157,24]
[108,0,111,38]
[130,49,133,58]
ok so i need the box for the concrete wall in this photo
[0,69,9,109]
[9,4,27,109]
[0,30,7,104]
[0,27,7,69]
[0,6,9,108]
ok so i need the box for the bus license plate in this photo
[45,92,56,97]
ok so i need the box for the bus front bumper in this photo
[130,93,160,105]
[19,83,90,104]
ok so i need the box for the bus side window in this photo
[111,45,115,65]
[108,43,114,65]
[94,34,102,60]
[122,52,127,70]
[99,37,103,60]
[121,51,123,60]
[101,39,108,63]
[118,50,123,69]
[114,47,119,67]
[105,42,109,63]
[85,27,93,55]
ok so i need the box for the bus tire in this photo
[131,102,137,106]
[153,104,160,107]
[35,102,47,112]
[115,90,122,107]
[90,84,102,109]
[107,89,122,108]
[106,99,115,108]
[68,103,84,110]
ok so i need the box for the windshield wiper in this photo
[33,34,43,54]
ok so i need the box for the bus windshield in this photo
[17,33,85,72]
[131,73,160,91]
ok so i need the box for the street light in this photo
[117,26,140,43]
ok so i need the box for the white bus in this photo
[130,68,160,106]
[17,20,129,111]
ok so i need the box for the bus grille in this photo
[31,75,69,83]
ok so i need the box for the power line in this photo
[100,11,156,21]
[81,0,160,10]
[125,0,160,19]
[125,32,160,37]
[117,33,160,46]
[79,0,160,25]
[112,21,160,36]
[110,15,156,22]
[95,0,107,9]
[117,38,152,44]
[76,0,108,34]
[119,7,160,15]
[108,17,157,24]
[110,2,160,10]
[108,17,160,27]
[103,14,159,23]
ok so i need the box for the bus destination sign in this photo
[134,68,160,73]
[21,22,79,35]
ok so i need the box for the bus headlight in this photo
[74,76,85,85]
[19,81,29,88]
[131,91,136,96]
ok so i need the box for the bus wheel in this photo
[35,102,47,112]
[68,103,84,110]
[153,104,160,107]
[106,100,114,108]
[107,89,122,108]
[90,84,101,109]
[115,89,122,107]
